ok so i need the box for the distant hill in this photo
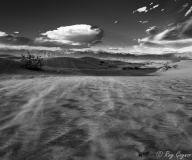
[69,51,190,60]
[0,48,191,60]
[174,52,192,59]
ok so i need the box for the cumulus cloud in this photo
[146,26,159,35]
[14,31,19,34]
[40,24,104,47]
[133,7,148,13]
[150,2,153,6]
[0,31,7,37]
[0,24,104,50]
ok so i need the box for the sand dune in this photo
[0,55,192,159]
[156,60,192,76]
[0,56,159,76]
[0,55,192,77]
[0,58,23,74]
[44,57,104,69]
[43,57,161,76]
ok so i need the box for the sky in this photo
[0,0,192,54]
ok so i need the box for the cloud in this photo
[0,24,104,50]
[114,21,118,23]
[139,37,192,48]
[156,18,192,40]
[146,26,159,35]
[133,7,148,13]
[0,34,89,50]
[0,34,33,45]
[0,44,59,51]
[185,6,192,16]
[150,2,153,6]
[107,47,125,50]
[0,34,89,49]
[133,45,177,54]
[40,24,104,47]
[14,31,19,34]
[0,31,7,37]
[139,17,192,49]
[153,4,159,9]
[139,21,148,24]
[178,46,192,53]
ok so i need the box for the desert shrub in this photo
[162,63,171,71]
[122,66,141,70]
[100,61,104,65]
[122,67,126,70]
[172,64,178,69]
[20,51,44,70]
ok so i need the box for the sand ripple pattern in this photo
[0,76,192,160]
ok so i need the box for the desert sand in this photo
[0,55,192,160]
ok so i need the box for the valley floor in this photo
[0,75,192,160]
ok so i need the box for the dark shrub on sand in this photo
[20,51,44,71]
[122,66,141,70]
[99,61,104,65]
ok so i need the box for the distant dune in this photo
[1,48,192,60]
[43,56,162,76]
[0,58,22,74]
[0,55,192,76]
[155,60,192,76]
[44,57,104,70]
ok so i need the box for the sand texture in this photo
[0,76,192,160]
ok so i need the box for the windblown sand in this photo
[0,75,192,160]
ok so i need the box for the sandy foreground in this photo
[0,75,192,160]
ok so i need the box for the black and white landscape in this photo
[0,0,192,160]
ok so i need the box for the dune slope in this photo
[44,57,104,69]
[155,60,192,76]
